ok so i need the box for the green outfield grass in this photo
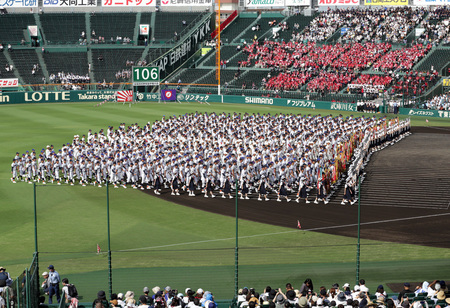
[1,101,449,301]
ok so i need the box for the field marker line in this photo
[115,212,450,252]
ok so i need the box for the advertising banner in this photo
[443,79,450,87]
[245,0,284,7]
[318,0,359,6]
[0,0,37,7]
[414,0,450,5]
[28,26,38,36]
[116,90,133,102]
[399,108,450,118]
[1,90,448,120]
[161,90,177,101]
[285,0,311,5]
[102,0,155,7]
[364,0,408,5]
[152,17,212,79]
[160,0,212,6]
[0,78,19,88]
[139,24,149,35]
[43,0,97,7]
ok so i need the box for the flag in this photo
[116,90,133,102]
[297,220,302,229]
[161,89,177,101]
[97,244,101,254]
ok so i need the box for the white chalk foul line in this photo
[114,212,450,252]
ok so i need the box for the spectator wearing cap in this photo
[125,291,136,307]
[274,288,287,308]
[336,292,347,306]
[164,286,172,302]
[47,265,60,304]
[142,287,152,305]
[117,293,125,307]
[41,272,50,295]
[399,283,413,299]
[93,290,109,308]
[196,289,204,300]
[286,289,297,305]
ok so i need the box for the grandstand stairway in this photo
[331,131,450,210]
[1,51,25,87]
[36,50,49,84]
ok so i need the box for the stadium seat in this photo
[40,13,86,45]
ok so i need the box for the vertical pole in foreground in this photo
[106,181,113,298]
[216,0,221,96]
[34,183,38,253]
[33,182,39,296]
[355,176,361,285]
[234,179,239,298]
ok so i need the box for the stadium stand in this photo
[91,49,144,86]
[90,13,136,44]
[0,52,16,79]
[8,49,44,86]
[153,12,203,41]
[168,68,214,85]
[43,52,89,78]
[220,17,255,43]
[0,14,36,45]
[147,48,171,63]
[273,14,316,42]
[40,13,86,45]
[239,17,279,42]
[414,48,450,72]
[203,46,238,67]
[195,68,238,87]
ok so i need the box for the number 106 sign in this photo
[132,66,160,86]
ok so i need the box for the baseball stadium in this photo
[0,1,449,308]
